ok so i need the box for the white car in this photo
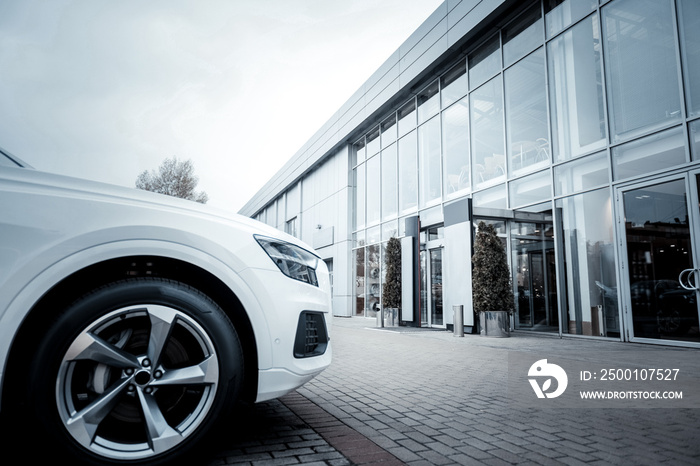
[0,148,331,464]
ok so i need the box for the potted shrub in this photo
[381,236,401,327]
[472,221,514,337]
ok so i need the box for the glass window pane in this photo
[554,150,609,196]
[366,154,380,226]
[399,130,418,215]
[469,35,501,90]
[354,229,366,248]
[354,138,365,165]
[381,114,397,147]
[398,99,416,137]
[381,144,398,221]
[367,225,381,245]
[612,126,687,180]
[367,244,381,316]
[509,169,552,208]
[690,120,700,161]
[441,58,468,108]
[545,0,597,39]
[678,0,700,118]
[354,248,365,316]
[503,3,543,67]
[473,184,507,209]
[418,116,442,209]
[506,48,550,176]
[471,76,505,188]
[419,205,443,227]
[603,0,682,142]
[622,180,698,341]
[548,14,606,161]
[366,126,380,157]
[382,220,399,242]
[355,164,365,229]
[417,80,440,124]
[443,97,470,197]
[557,189,617,337]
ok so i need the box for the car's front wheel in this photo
[26,278,243,464]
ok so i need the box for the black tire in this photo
[25,278,243,465]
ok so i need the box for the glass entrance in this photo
[620,174,700,343]
[511,222,558,331]
[420,246,444,327]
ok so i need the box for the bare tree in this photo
[136,157,209,204]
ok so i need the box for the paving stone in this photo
[206,317,700,465]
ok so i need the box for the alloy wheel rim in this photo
[55,304,219,460]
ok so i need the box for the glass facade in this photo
[349,0,700,344]
[247,0,700,346]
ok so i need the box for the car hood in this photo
[0,164,309,252]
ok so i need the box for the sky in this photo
[0,0,443,213]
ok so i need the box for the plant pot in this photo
[479,311,510,337]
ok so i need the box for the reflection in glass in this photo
[381,115,397,148]
[509,170,552,209]
[506,48,549,176]
[367,225,381,245]
[418,116,442,209]
[420,250,428,325]
[690,120,700,161]
[381,221,398,242]
[471,76,505,188]
[677,0,700,118]
[612,126,686,181]
[355,164,365,229]
[366,244,381,317]
[354,138,365,165]
[399,131,418,215]
[623,180,699,341]
[554,151,609,196]
[548,14,606,161]
[430,248,443,326]
[441,59,468,109]
[398,99,416,137]
[603,0,682,142]
[557,188,618,337]
[545,0,597,39]
[473,184,507,210]
[381,144,398,221]
[418,80,440,124]
[469,35,500,90]
[366,126,380,157]
[366,154,380,226]
[511,216,558,331]
[419,205,443,228]
[443,97,470,197]
[502,3,543,67]
[354,248,365,316]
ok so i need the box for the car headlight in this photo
[255,235,319,286]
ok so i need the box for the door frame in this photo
[420,238,445,328]
[614,169,700,347]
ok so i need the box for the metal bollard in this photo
[453,305,464,337]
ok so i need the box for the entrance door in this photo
[618,172,700,343]
[512,222,558,331]
[420,245,444,327]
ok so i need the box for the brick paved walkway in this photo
[209,317,700,465]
